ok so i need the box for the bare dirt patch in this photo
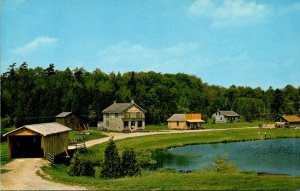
[0,158,87,190]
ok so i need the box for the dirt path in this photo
[0,158,87,190]
[0,127,258,190]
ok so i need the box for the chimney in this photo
[131,100,134,103]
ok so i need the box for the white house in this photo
[212,110,240,123]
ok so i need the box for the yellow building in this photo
[167,113,205,129]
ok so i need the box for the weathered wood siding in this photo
[8,128,39,136]
[42,132,69,157]
[56,114,80,130]
[168,121,186,129]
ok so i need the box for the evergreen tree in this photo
[68,152,95,177]
[121,148,141,177]
[101,140,122,178]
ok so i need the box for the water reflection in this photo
[152,138,300,175]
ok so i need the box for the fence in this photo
[45,152,54,166]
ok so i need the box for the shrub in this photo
[68,152,95,177]
[121,148,141,177]
[100,140,122,178]
[203,155,240,173]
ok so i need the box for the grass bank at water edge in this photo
[43,164,300,190]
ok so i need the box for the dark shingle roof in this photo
[3,122,71,137]
[167,114,185,121]
[102,103,146,113]
[219,110,240,117]
[56,112,72,118]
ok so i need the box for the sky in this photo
[1,0,300,89]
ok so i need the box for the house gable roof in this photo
[102,102,146,113]
[219,110,240,117]
[56,112,73,118]
[3,122,71,137]
[281,115,300,122]
[167,114,185,122]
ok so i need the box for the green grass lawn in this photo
[68,127,107,143]
[42,128,300,190]
[146,124,168,131]
[145,120,272,131]
[43,165,300,190]
[0,141,10,165]
[203,120,266,129]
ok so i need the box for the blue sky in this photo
[1,0,300,89]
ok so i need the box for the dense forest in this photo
[1,62,300,129]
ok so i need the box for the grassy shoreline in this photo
[42,128,300,190]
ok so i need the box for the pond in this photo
[153,138,300,176]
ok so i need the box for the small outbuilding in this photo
[102,100,146,132]
[3,122,71,158]
[56,112,81,130]
[276,115,300,128]
[167,113,205,129]
[212,110,240,123]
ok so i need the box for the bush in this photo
[68,152,95,177]
[100,140,122,178]
[121,148,141,177]
[203,155,239,173]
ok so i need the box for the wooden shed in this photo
[56,112,81,130]
[167,113,205,129]
[276,115,300,128]
[3,122,71,158]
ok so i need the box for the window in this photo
[177,121,179,126]
[106,113,109,118]
[106,121,109,127]
[138,120,143,128]
[115,113,118,118]
[124,121,129,128]
[137,112,142,118]
[131,121,135,129]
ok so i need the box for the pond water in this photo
[153,138,300,176]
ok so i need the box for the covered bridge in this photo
[3,122,71,158]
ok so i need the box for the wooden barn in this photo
[56,112,81,130]
[3,122,71,158]
[276,115,300,128]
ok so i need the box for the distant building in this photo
[167,113,205,129]
[276,115,300,128]
[212,110,240,123]
[56,112,81,130]
[102,100,146,132]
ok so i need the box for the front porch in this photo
[186,119,204,129]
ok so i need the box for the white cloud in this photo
[97,42,201,73]
[13,36,58,56]
[188,0,268,28]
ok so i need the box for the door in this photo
[10,136,43,158]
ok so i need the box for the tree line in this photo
[1,62,300,128]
